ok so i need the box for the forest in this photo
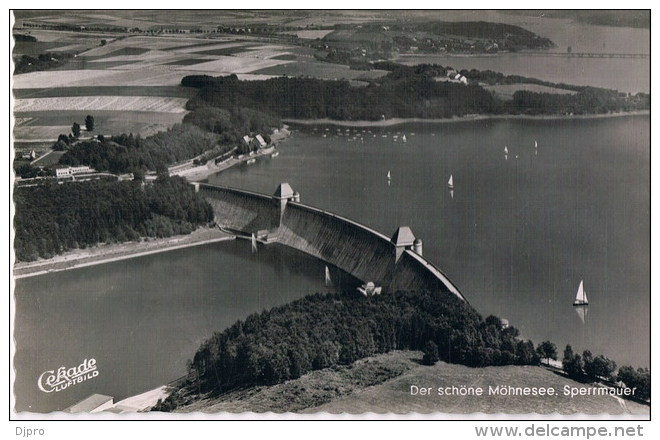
[13,176,213,261]
[154,287,651,412]
[182,67,649,121]
[153,289,538,411]
[58,107,280,174]
[59,124,221,174]
[183,73,498,120]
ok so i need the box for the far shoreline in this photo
[283,110,650,128]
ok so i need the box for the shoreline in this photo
[176,126,291,182]
[283,110,649,128]
[13,227,235,279]
[13,127,291,278]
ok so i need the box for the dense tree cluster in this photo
[13,176,213,261]
[183,73,497,120]
[536,340,558,366]
[617,366,651,401]
[561,344,648,401]
[511,88,649,115]
[59,124,223,174]
[154,289,538,411]
[417,21,554,51]
[13,52,74,75]
[183,68,648,121]
[182,106,280,144]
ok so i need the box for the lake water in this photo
[13,241,350,412]
[208,116,650,368]
[13,11,650,412]
[395,11,650,94]
[14,115,649,413]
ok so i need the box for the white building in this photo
[55,165,92,178]
[255,134,267,148]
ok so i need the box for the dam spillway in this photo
[195,182,466,302]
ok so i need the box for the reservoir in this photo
[14,115,649,412]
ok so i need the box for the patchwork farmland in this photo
[10,10,395,155]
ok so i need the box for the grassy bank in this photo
[169,351,649,416]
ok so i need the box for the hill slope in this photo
[171,351,649,416]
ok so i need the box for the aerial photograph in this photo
[10,9,650,421]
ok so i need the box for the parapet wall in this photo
[197,183,466,302]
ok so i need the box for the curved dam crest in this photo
[195,182,467,302]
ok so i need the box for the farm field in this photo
[483,83,578,100]
[255,60,388,81]
[14,96,188,113]
[13,85,197,99]
[12,12,392,145]
[280,30,335,39]
[14,110,186,140]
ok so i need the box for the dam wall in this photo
[278,202,396,287]
[196,183,466,302]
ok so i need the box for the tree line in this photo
[58,124,222,174]
[153,289,542,411]
[182,73,498,120]
[13,51,74,75]
[13,176,213,262]
[562,345,650,401]
[182,66,648,121]
[56,107,280,174]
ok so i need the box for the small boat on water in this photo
[387,170,391,180]
[402,134,407,143]
[246,158,256,164]
[504,146,509,155]
[447,174,454,189]
[573,280,589,306]
[534,140,538,149]
[271,151,279,157]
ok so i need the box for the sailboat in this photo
[573,280,588,306]
[325,265,332,287]
[504,146,508,155]
[402,134,407,143]
[534,140,538,149]
[251,233,257,253]
[447,174,454,189]
[387,170,391,180]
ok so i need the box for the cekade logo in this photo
[37,358,99,393]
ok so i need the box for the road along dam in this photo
[195,182,467,302]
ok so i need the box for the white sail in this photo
[534,140,538,148]
[504,146,508,154]
[574,280,588,305]
[402,134,407,142]
[387,170,391,180]
[448,174,454,188]
[325,265,332,287]
[251,233,257,253]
